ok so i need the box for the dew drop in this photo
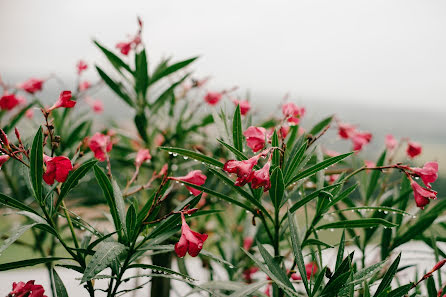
[384,211,388,214]
[172,153,178,157]
[183,156,189,160]
[330,228,334,232]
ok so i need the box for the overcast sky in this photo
[1,0,446,111]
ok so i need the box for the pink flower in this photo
[25,109,34,119]
[170,170,207,196]
[232,99,251,115]
[8,280,47,297]
[243,126,267,153]
[410,162,438,188]
[0,155,9,169]
[0,93,21,110]
[338,123,356,139]
[243,267,259,283]
[42,155,73,185]
[79,81,91,91]
[291,262,318,280]
[249,160,271,191]
[86,97,104,114]
[77,60,88,75]
[385,134,397,151]
[223,154,261,186]
[243,237,254,251]
[135,148,151,168]
[410,178,437,209]
[279,125,290,139]
[351,131,372,152]
[407,141,422,158]
[116,42,132,55]
[18,78,44,94]
[282,102,305,118]
[48,91,76,111]
[89,132,112,161]
[204,92,222,105]
[174,212,208,257]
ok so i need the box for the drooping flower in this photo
[410,162,438,188]
[76,60,88,75]
[249,160,271,191]
[48,91,76,111]
[8,280,47,297]
[338,123,356,139]
[232,99,251,115]
[79,81,91,91]
[18,78,44,94]
[0,93,21,110]
[407,141,422,158]
[351,131,372,152]
[243,126,267,153]
[0,155,9,169]
[174,212,208,257]
[204,91,222,105]
[385,134,397,151]
[88,132,112,161]
[223,154,262,186]
[291,262,318,280]
[42,155,73,185]
[170,170,207,196]
[135,148,151,168]
[410,178,437,209]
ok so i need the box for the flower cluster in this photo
[337,122,372,152]
[8,280,47,297]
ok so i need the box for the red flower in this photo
[282,102,305,125]
[232,99,251,115]
[89,132,112,161]
[174,212,208,257]
[243,267,259,283]
[385,134,397,151]
[0,93,21,110]
[204,92,222,105]
[116,42,132,55]
[48,91,76,111]
[18,78,44,94]
[43,155,73,185]
[290,262,318,280]
[170,170,207,196]
[223,154,262,186]
[79,81,91,91]
[243,237,254,250]
[0,155,9,169]
[8,280,47,297]
[135,148,151,168]
[338,123,356,139]
[249,160,271,191]
[410,162,438,188]
[326,174,340,184]
[76,60,88,75]
[407,141,422,158]
[351,131,372,152]
[410,178,437,209]
[243,126,267,153]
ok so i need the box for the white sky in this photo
[1,0,446,111]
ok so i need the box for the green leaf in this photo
[0,257,69,271]
[366,150,387,200]
[135,49,149,98]
[288,210,310,295]
[321,271,352,297]
[134,112,149,142]
[283,138,307,183]
[93,165,123,239]
[150,57,198,85]
[0,224,36,255]
[317,218,397,230]
[392,214,439,249]
[336,231,345,269]
[57,159,97,208]
[82,241,126,283]
[232,104,243,152]
[217,139,248,161]
[160,147,223,168]
[309,115,333,136]
[427,274,437,297]
[0,193,40,215]
[373,253,401,297]
[30,126,43,202]
[3,101,37,133]
[288,183,342,215]
[151,74,189,113]
[126,204,137,242]
[111,179,127,241]
[270,168,284,209]
[271,131,280,167]
[385,284,412,297]
[52,268,69,297]
[94,40,132,73]
[127,263,193,280]
[287,152,353,186]
[96,66,134,107]
[302,239,334,249]
[228,281,269,297]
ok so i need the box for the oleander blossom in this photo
[48,91,76,111]
[42,155,73,185]
[223,154,262,186]
[135,148,151,168]
[204,91,222,105]
[282,102,305,125]
[243,126,267,153]
[79,81,91,91]
[351,131,372,152]
[88,132,112,161]
[243,237,254,250]
[0,93,21,110]
[0,155,9,169]
[385,134,397,151]
[407,141,422,158]
[290,262,318,280]
[409,162,438,188]
[76,60,88,75]
[338,123,356,139]
[410,178,437,209]
[8,280,47,297]
[18,78,44,94]
[249,159,271,191]
[169,170,207,196]
[115,18,143,56]
[174,212,208,257]
[232,99,251,115]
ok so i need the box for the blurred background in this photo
[1,0,445,168]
